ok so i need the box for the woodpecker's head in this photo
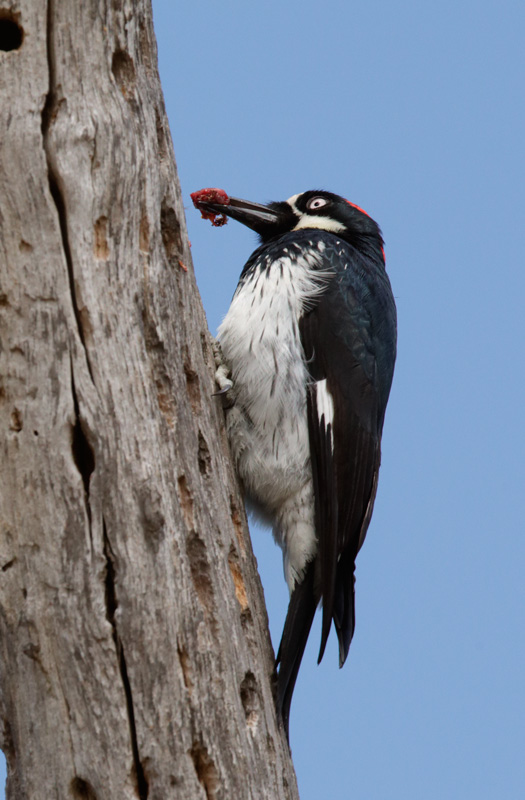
[197,189,385,262]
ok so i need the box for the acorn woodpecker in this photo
[194,189,397,739]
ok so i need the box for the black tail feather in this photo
[333,555,356,666]
[305,386,338,666]
[275,560,317,741]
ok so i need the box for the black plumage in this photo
[194,189,397,740]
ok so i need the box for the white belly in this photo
[218,246,331,587]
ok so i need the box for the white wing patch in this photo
[315,379,334,448]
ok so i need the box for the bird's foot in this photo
[214,364,233,395]
[211,337,235,405]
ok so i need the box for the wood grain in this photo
[0,2,299,798]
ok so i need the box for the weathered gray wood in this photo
[0,2,299,798]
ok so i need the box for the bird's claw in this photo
[211,338,235,405]
[214,364,233,392]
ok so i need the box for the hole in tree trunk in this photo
[0,16,23,51]
[71,776,98,799]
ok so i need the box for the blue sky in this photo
[3,1,524,796]
[152,2,524,796]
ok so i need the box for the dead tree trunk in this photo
[0,2,299,798]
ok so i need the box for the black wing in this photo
[303,239,396,664]
[277,237,396,736]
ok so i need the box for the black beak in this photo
[199,196,282,233]
[194,191,298,240]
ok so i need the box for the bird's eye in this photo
[306,197,329,211]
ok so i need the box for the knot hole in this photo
[0,15,23,51]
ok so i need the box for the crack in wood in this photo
[183,354,201,413]
[197,430,211,476]
[103,520,149,800]
[140,295,176,428]
[177,643,193,695]
[189,741,219,800]
[186,532,215,617]
[111,49,137,101]
[40,0,94,383]
[70,361,95,508]
[93,216,109,261]
[240,671,261,730]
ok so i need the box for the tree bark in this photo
[0,2,299,798]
